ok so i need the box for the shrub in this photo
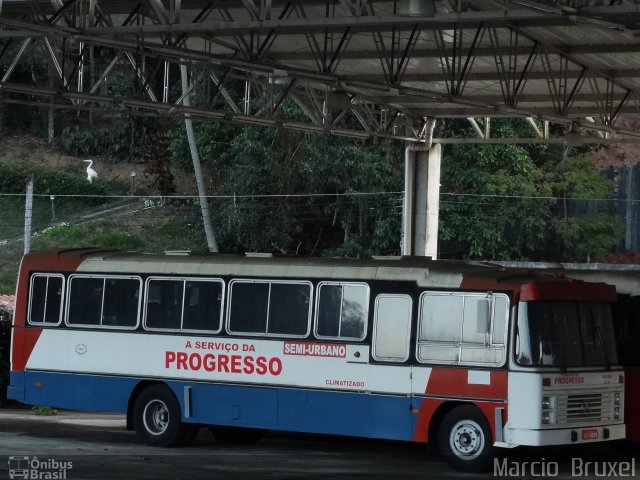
[60,115,155,162]
[60,126,95,156]
[32,406,58,416]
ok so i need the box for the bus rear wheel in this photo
[133,385,187,447]
[437,405,494,473]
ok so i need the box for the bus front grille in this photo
[555,393,612,425]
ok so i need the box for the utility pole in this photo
[24,177,33,255]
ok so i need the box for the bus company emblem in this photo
[75,343,87,355]
[580,401,592,416]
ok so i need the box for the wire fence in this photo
[0,164,638,255]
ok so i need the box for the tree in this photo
[169,118,403,257]
[547,156,623,262]
[439,119,622,261]
[440,120,555,259]
[142,134,175,198]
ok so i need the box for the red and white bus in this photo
[515,263,640,444]
[613,294,640,442]
[8,249,625,471]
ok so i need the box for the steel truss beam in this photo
[2,1,640,142]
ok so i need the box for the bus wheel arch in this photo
[436,404,495,472]
[131,383,187,447]
[427,401,466,454]
[127,381,164,431]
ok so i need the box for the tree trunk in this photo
[180,63,219,253]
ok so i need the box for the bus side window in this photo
[145,279,183,331]
[417,293,463,363]
[68,277,103,326]
[228,280,311,337]
[267,283,312,336]
[372,294,412,362]
[316,282,369,341]
[28,274,64,326]
[102,278,140,327]
[182,280,224,332]
[67,275,141,329]
[229,281,270,334]
[417,292,508,366]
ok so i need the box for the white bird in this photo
[84,159,98,183]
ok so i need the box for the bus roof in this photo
[22,249,504,288]
[19,249,621,298]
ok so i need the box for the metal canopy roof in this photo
[2,0,640,142]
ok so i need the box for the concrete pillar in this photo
[402,143,442,258]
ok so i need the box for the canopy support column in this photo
[402,142,441,258]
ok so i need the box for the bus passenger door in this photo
[367,294,414,441]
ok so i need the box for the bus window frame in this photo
[27,273,65,327]
[416,291,510,367]
[314,281,370,342]
[226,278,313,338]
[143,276,226,334]
[65,274,142,330]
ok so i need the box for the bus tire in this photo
[133,385,187,447]
[210,426,267,444]
[437,405,494,473]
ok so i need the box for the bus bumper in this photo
[7,372,25,403]
[504,424,625,447]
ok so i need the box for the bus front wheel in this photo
[133,385,187,447]
[437,405,494,472]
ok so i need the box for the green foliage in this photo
[553,156,613,199]
[60,126,95,156]
[439,120,622,261]
[32,406,58,416]
[0,158,130,239]
[60,115,155,162]
[169,121,237,172]
[33,224,144,251]
[441,131,555,259]
[0,272,15,297]
[143,215,209,252]
[551,215,624,262]
[546,156,622,261]
[209,125,403,257]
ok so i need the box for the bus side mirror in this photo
[477,299,491,334]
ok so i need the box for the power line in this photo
[0,191,404,199]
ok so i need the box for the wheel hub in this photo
[449,420,485,460]
[143,399,170,436]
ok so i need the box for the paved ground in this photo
[0,408,637,480]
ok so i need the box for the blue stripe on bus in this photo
[22,371,137,413]
[16,371,415,441]
[7,372,25,402]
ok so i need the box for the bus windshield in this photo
[515,301,618,368]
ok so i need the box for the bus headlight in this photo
[614,393,621,406]
[541,396,555,425]
[614,407,621,420]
